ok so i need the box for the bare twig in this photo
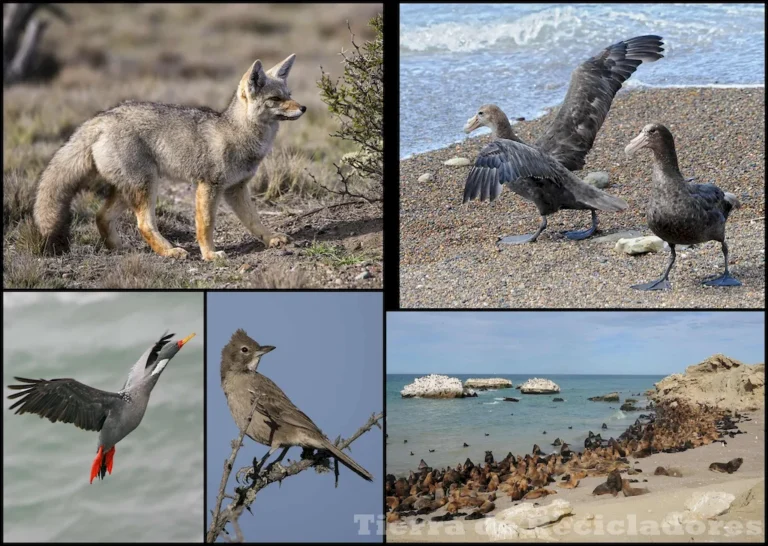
[207,411,383,543]
[278,199,370,226]
[206,398,261,543]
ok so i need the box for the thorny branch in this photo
[307,165,383,204]
[206,411,383,543]
[207,398,261,543]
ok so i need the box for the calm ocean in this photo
[400,3,766,158]
[387,373,665,476]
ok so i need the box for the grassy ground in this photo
[3,3,382,288]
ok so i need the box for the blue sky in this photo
[206,292,383,543]
[387,311,764,375]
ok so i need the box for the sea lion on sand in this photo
[592,469,623,496]
[429,449,435,453]
[463,442,470,448]
[654,466,683,477]
[524,488,557,500]
[621,479,649,496]
[602,423,608,429]
[709,457,743,474]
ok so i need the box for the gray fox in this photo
[34,54,305,260]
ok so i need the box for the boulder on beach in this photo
[401,374,477,398]
[503,397,520,402]
[584,171,610,189]
[652,354,764,411]
[464,378,513,390]
[614,235,664,255]
[664,491,736,526]
[494,498,572,529]
[519,378,560,394]
[620,402,639,411]
[588,392,619,402]
[443,157,470,166]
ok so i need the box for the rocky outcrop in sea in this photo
[519,378,560,394]
[464,378,513,390]
[401,374,477,399]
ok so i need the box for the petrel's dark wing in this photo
[463,139,627,212]
[535,35,664,171]
[8,377,123,431]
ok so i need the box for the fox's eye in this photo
[269,97,281,102]
[241,347,249,353]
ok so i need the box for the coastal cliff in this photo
[653,354,764,411]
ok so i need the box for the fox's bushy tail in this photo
[33,125,98,254]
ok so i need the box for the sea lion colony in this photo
[386,401,747,523]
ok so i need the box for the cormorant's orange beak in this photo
[177,333,196,348]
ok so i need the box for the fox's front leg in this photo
[195,182,226,261]
[224,181,290,248]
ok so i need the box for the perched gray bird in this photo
[7,331,195,483]
[220,329,373,481]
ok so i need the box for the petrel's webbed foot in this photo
[564,210,598,241]
[631,278,672,291]
[702,273,741,287]
[498,216,547,245]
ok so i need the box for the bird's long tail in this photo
[321,440,373,481]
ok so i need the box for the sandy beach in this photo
[387,411,765,542]
[399,87,765,308]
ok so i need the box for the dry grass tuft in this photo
[3,253,66,288]
[99,254,193,288]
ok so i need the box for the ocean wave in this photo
[611,410,627,420]
[484,401,500,405]
[400,6,581,53]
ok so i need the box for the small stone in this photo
[334,278,343,285]
[584,171,610,188]
[418,173,433,183]
[444,157,471,167]
[188,268,199,273]
[238,263,252,274]
[615,236,665,255]
[279,249,294,256]
[355,270,372,281]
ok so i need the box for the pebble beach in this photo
[399,87,765,308]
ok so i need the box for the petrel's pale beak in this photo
[464,115,482,134]
[176,333,196,348]
[625,131,648,158]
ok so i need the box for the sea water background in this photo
[387,373,664,476]
[400,3,766,158]
[2,293,204,542]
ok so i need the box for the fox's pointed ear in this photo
[266,54,296,82]
[239,60,266,101]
